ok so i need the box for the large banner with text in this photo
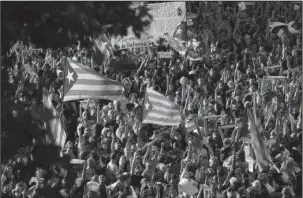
[111,2,186,50]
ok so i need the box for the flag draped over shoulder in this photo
[63,58,125,102]
[142,88,181,126]
[172,21,187,41]
[168,21,188,55]
[247,109,271,172]
[43,89,66,148]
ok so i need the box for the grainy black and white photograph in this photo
[1,1,302,198]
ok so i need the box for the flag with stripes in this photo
[142,88,181,126]
[172,21,187,41]
[43,89,66,148]
[63,58,125,102]
[247,109,272,172]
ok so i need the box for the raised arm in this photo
[130,151,138,175]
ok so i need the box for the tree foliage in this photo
[1,2,152,53]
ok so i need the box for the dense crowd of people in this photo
[1,1,302,198]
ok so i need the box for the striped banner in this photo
[142,88,181,126]
[63,58,125,102]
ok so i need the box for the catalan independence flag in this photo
[63,58,124,102]
[168,21,188,55]
[142,88,181,126]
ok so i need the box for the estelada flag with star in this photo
[142,88,181,126]
[169,21,188,55]
[63,58,125,102]
[172,21,187,42]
